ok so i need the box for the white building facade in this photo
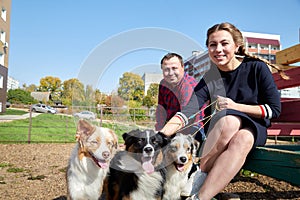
[7,76,19,91]
[142,73,163,95]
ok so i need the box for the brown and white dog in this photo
[162,133,200,200]
[105,129,169,200]
[66,119,118,200]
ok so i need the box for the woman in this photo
[160,22,287,200]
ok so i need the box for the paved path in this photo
[0,112,42,121]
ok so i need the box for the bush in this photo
[7,89,37,105]
[129,108,148,121]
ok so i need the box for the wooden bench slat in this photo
[243,145,300,186]
[268,123,300,136]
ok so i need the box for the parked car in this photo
[73,111,96,120]
[31,104,57,114]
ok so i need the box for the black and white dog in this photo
[105,129,169,200]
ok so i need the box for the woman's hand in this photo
[216,95,236,110]
[216,95,264,119]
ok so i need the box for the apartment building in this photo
[0,0,11,112]
[184,50,210,81]
[7,76,19,91]
[243,31,281,64]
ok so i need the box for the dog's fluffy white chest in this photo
[163,165,193,200]
[130,171,164,200]
[67,144,108,200]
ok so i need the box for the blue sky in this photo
[8,0,300,94]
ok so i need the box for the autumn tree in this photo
[95,89,107,105]
[143,83,159,108]
[81,84,96,107]
[39,76,62,92]
[61,78,85,106]
[117,72,144,102]
[23,84,38,92]
[39,76,62,103]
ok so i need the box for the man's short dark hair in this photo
[160,52,184,67]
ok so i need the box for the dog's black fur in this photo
[105,129,170,200]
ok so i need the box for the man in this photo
[155,52,205,142]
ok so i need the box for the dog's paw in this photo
[185,194,200,200]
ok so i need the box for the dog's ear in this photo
[122,132,130,141]
[185,134,200,157]
[109,129,119,149]
[122,129,141,142]
[193,139,200,152]
[76,119,95,139]
[122,131,135,148]
[192,139,200,158]
[157,131,171,146]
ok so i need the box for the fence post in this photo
[100,106,103,127]
[28,105,32,144]
[66,116,68,142]
[133,108,136,124]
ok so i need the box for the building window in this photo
[0,31,5,43]
[0,74,3,88]
[248,44,257,49]
[1,8,6,21]
[261,54,269,60]
[270,55,275,60]
[0,53,4,66]
[260,45,268,50]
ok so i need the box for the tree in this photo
[61,78,85,106]
[7,89,37,104]
[143,83,159,108]
[117,72,144,102]
[39,76,62,92]
[39,76,62,103]
[24,84,38,93]
[83,85,95,107]
[95,89,107,105]
[106,94,124,108]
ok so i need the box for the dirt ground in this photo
[0,143,299,200]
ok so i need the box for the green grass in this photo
[0,162,13,168]
[27,175,46,180]
[0,108,28,115]
[0,113,135,143]
[0,114,76,142]
[7,167,25,173]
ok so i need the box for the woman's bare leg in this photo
[198,129,254,200]
[200,115,241,172]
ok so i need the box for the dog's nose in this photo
[102,151,110,159]
[144,147,153,154]
[179,156,187,163]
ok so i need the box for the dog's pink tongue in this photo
[98,161,108,169]
[176,164,185,172]
[142,159,154,174]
